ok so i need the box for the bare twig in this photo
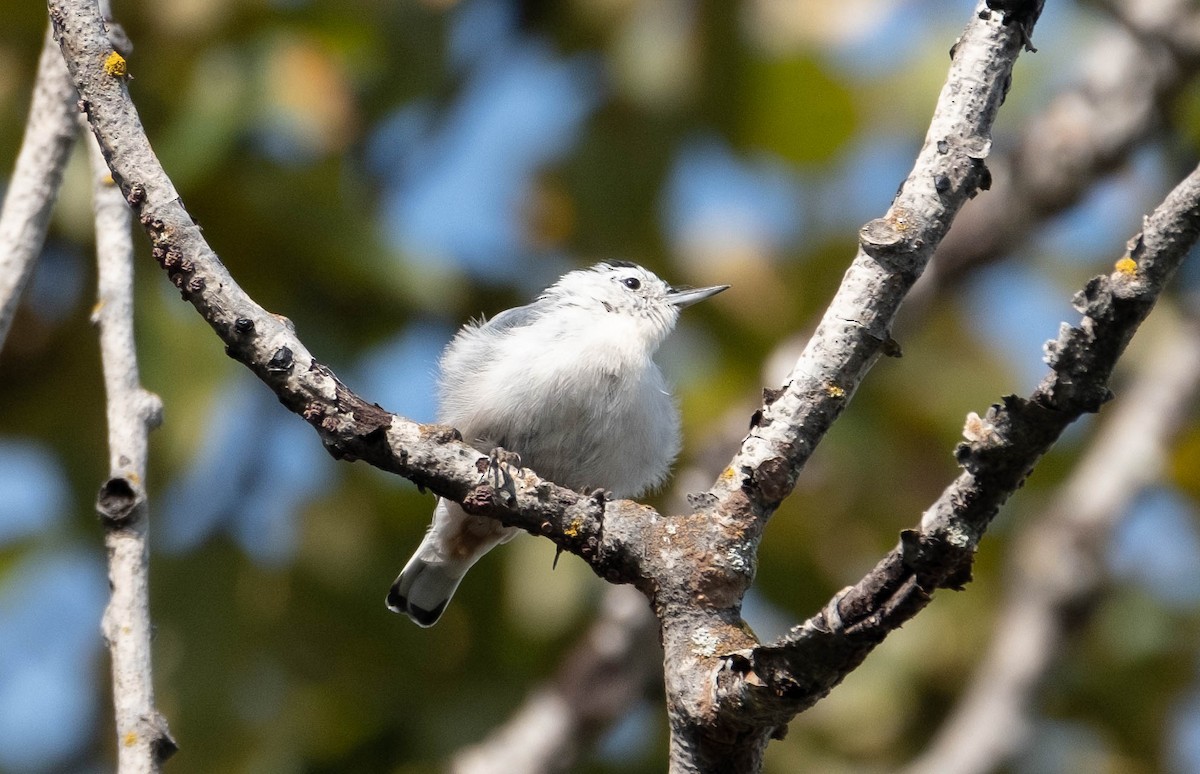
[51,0,1200,769]
[87,129,174,770]
[902,309,1200,774]
[0,25,79,354]
[450,586,659,774]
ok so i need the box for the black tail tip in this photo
[385,586,446,628]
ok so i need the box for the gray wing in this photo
[437,301,545,426]
[479,302,544,334]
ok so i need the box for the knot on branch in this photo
[984,0,1044,50]
[96,476,142,527]
[953,399,1013,470]
[147,712,179,763]
[744,456,794,510]
[899,528,974,590]
[859,212,918,263]
[266,346,294,374]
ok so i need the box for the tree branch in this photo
[658,2,1044,767]
[87,125,175,769]
[0,24,79,353]
[710,2,1040,531]
[53,0,1200,770]
[47,0,632,577]
[925,0,1200,293]
[738,162,1200,727]
[902,307,1200,774]
[47,0,1060,769]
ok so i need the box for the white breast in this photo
[439,313,682,498]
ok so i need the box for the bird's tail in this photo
[386,499,516,627]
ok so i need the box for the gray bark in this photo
[46,0,1200,769]
[88,127,174,771]
[0,25,79,354]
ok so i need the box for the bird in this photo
[386,261,728,626]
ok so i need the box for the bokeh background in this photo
[3,0,1200,771]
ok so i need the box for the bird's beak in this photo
[667,283,729,308]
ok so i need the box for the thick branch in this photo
[48,0,660,596]
[658,3,1045,769]
[903,309,1200,774]
[55,0,1195,771]
[736,163,1200,724]
[0,25,79,353]
[706,0,1042,560]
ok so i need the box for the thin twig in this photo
[450,586,659,774]
[87,128,174,771]
[49,0,1200,769]
[0,25,79,354]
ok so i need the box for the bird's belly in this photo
[465,374,678,498]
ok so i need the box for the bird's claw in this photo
[485,447,522,505]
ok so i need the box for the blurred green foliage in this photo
[2,0,1199,772]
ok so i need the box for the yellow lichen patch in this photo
[563,518,582,538]
[123,731,138,747]
[1115,256,1137,276]
[719,467,738,484]
[826,384,845,399]
[103,51,127,78]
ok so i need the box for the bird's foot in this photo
[485,447,522,505]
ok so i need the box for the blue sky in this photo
[1,0,1196,768]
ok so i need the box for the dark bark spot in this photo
[96,477,139,526]
[749,457,792,507]
[362,424,393,455]
[976,160,992,192]
[462,486,495,513]
[125,183,145,207]
[267,347,294,374]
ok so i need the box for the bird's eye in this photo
[621,277,641,290]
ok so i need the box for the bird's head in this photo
[539,261,727,352]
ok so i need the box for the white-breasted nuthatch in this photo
[386,261,728,626]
